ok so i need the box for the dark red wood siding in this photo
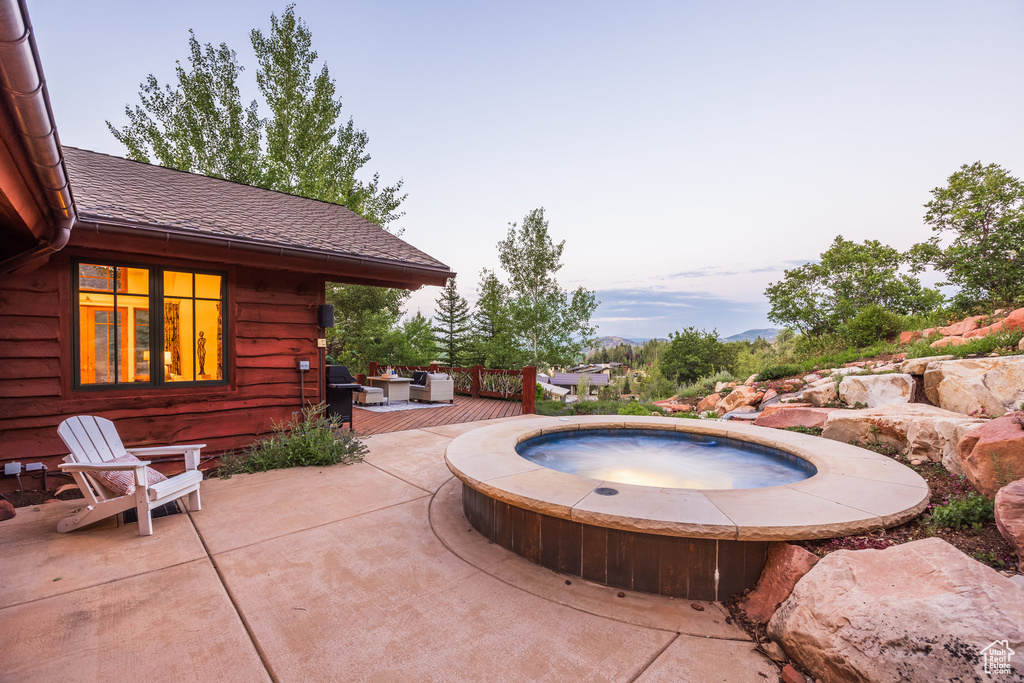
[0,247,325,490]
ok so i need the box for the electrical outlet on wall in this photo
[298,360,310,371]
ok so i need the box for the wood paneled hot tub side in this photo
[445,416,930,602]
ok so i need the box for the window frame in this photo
[72,259,229,391]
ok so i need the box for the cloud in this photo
[668,260,811,280]
[592,287,771,339]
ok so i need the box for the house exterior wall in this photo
[0,241,326,490]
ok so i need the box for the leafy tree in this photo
[765,236,942,336]
[433,278,471,366]
[912,162,1024,309]
[465,268,523,369]
[109,5,414,375]
[658,327,737,386]
[324,284,408,372]
[496,208,599,369]
[400,312,438,366]
[108,5,405,226]
[107,32,262,184]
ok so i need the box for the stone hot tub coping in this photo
[445,415,930,541]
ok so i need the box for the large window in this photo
[75,263,225,388]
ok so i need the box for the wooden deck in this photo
[353,395,524,435]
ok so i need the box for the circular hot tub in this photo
[445,415,929,601]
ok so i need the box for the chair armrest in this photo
[126,445,206,456]
[127,445,205,471]
[59,461,152,471]
[60,461,151,487]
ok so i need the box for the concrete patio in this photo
[0,415,778,682]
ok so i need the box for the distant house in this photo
[549,372,610,396]
[0,6,452,485]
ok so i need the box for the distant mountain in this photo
[591,335,666,350]
[723,328,781,343]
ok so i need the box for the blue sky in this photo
[30,1,1024,338]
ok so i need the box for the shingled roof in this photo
[62,146,450,274]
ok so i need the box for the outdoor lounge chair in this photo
[409,372,455,403]
[56,416,204,536]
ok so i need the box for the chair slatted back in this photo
[58,416,129,464]
[58,416,131,503]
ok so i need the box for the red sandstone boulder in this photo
[921,327,936,338]
[938,314,988,337]
[767,538,1024,683]
[0,500,15,521]
[957,411,1024,497]
[964,319,1005,338]
[754,406,837,429]
[1001,306,1024,332]
[899,330,922,345]
[930,335,970,349]
[740,542,819,623]
[995,480,1024,562]
[695,393,721,412]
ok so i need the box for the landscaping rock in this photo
[754,406,837,430]
[821,403,985,463]
[899,330,921,345]
[995,480,1024,562]
[0,500,15,521]
[929,335,969,349]
[900,355,953,375]
[1001,306,1024,332]
[721,407,758,421]
[767,538,1024,683]
[938,314,988,337]
[780,664,805,683]
[801,382,836,407]
[923,356,1024,417]
[744,373,758,385]
[740,542,819,623]
[802,374,821,383]
[717,385,758,414]
[695,393,721,412]
[759,402,811,417]
[956,411,1024,497]
[964,319,1005,338]
[838,373,914,408]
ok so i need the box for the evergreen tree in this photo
[433,278,471,367]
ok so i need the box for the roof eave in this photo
[0,0,77,276]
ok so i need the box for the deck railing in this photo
[368,362,536,414]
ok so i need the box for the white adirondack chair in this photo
[56,416,205,536]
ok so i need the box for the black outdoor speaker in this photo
[317,304,335,328]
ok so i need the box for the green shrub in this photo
[905,330,1023,359]
[839,305,905,347]
[618,401,663,416]
[757,364,802,381]
[217,403,367,478]
[930,493,995,530]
